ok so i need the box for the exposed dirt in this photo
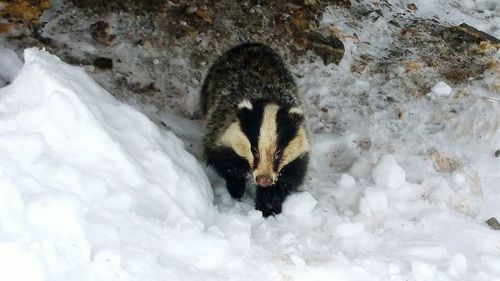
[1,0,498,122]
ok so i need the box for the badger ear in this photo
[238,100,253,110]
[237,100,253,121]
[288,107,305,125]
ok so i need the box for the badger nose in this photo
[256,175,273,187]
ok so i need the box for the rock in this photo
[0,0,50,35]
[195,10,212,24]
[427,148,462,173]
[90,21,117,46]
[178,23,198,38]
[185,5,198,14]
[450,23,500,47]
[486,217,500,230]
[301,30,345,65]
[70,0,163,12]
[407,3,418,11]
[94,57,113,69]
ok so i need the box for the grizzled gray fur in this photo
[200,42,303,151]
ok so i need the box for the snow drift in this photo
[0,49,215,280]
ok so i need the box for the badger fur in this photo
[200,43,310,217]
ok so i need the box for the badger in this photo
[200,43,310,217]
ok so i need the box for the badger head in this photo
[218,99,310,187]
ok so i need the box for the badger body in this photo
[201,43,310,217]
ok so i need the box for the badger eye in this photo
[274,149,282,159]
[251,146,259,158]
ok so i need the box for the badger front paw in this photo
[255,186,286,217]
[256,201,283,217]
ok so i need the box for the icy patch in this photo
[372,154,406,189]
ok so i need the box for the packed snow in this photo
[1,0,500,280]
[427,81,452,99]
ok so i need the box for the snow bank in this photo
[1,48,214,221]
[0,48,215,280]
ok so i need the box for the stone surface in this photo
[486,217,500,230]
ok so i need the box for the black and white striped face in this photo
[218,100,310,187]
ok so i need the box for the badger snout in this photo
[255,175,274,187]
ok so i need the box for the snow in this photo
[427,81,452,99]
[0,49,217,280]
[1,0,500,280]
[371,154,406,189]
[359,188,388,215]
[411,261,436,281]
[337,173,356,188]
[0,49,22,87]
[282,192,317,218]
[0,243,45,281]
[335,222,365,238]
[448,253,467,278]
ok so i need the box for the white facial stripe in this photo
[218,121,253,165]
[238,100,253,110]
[279,127,310,171]
[254,104,279,182]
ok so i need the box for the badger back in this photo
[200,43,302,150]
[200,43,300,118]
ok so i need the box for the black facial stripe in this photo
[275,107,299,170]
[237,102,264,168]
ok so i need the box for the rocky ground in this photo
[2,0,497,122]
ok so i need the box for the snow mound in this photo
[0,48,214,222]
[371,154,406,189]
[0,48,216,280]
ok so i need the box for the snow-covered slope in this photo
[0,49,217,280]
